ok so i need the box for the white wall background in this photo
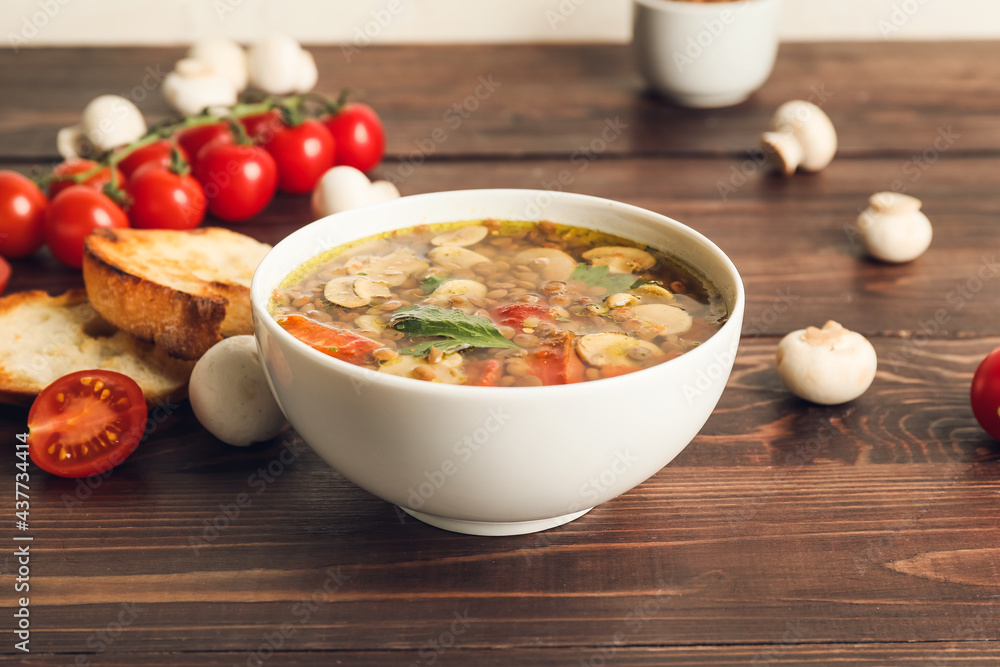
[2,0,997,47]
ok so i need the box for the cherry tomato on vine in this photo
[0,257,10,294]
[239,110,284,143]
[118,140,188,180]
[0,170,48,258]
[44,186,129,268]
[261,119,336,194]
[27,369,147,478]
[127,163,207,230]
[971,347,1000,441]
[194,141,277,222]
[323,103,385,173]
[48,160,126,199]
[175,122,231,169]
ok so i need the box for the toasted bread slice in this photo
[83,227,272,360]
[0,290,194,406]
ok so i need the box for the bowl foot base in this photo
[402,507,593,536]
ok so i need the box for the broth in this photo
[270,219,728,386]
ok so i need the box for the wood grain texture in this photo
[1,43,998,160]
[2,42,1000,665]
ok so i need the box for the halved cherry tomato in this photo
[175,122,231,169]
[48,160,125,199]
[466,359,502,387]
[194,141,277,222]
[490,303,553,331]
[44,186,129,268]
[260,118,336,194]
[324,103,385,173]
[527,336,585,386]
[971,347,1000,441]
[277,314,382,364]
[118,140,188,180]
[127,163,206,230]
[0,170,47,258]
[0,256,10,294]
[27,370,148,478]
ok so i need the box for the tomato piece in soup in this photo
[277,314,382,364]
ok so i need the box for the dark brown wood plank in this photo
[1,43,998,160]
[9,644,1000,667]
[2,337,998,655]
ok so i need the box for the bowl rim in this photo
[252,188,745,396]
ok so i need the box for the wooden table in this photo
[2,42,1000,665]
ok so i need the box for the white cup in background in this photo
[632,0,781,108]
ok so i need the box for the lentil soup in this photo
[270,219,728,386]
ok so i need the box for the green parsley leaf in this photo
[389,305,519,356]
[421,274,446,294]
[570,264,644,293]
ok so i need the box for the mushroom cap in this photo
[80,95,147,153]
[189,336,288,447]
[512,247,576,281]
[776,321,877,405]
[769,100,837,172]
[857,202,932,263]
[294,49,318,94]
[248,33,308,95]
[163,61,238,117]
[189,37,249,92]
[311,165,375,217]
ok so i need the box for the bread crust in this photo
[82,227,270,361]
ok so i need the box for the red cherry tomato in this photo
[127,164,207,230]
[0,256,10,294]
[323,103,385,173]
[971,347,1000,441]
[118,140,188,180]
[194,142,277,222]
[44,186,129,268]
[0,170,48,258]
[27,369,147,478]
[262,119,336,194]
[175,122,231,168]
[49,160,126,199]
[239,110,284,143]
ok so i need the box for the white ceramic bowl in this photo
[633,0,781,108]
[252,190,744,536]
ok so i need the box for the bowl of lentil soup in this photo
[251,189,744,535]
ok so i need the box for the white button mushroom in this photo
[857,192,932,263]
[378,353,467,384]
[311,166,400,218]
[431,226,489,247]
[188,37,248,92]
[343,248,429,287]
[577,332,665,368]
[247,34,318,95]
[631,303,692,336]
[512,247,577,281]
[582,246,656,274]
[163,58,238,117]
[427,245,491,270]
[429,279,488,301]
[189,336,288,447]
[57,95,148,160]
[776,320,877,405]
[323,275,392,308]
[761,100,837,175]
